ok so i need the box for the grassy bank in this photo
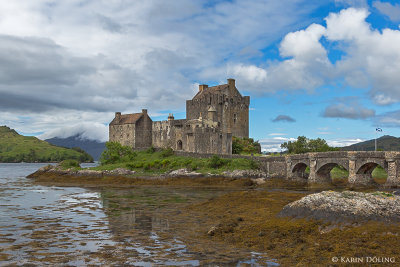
[0,126,93,162]
[92,146,259,176]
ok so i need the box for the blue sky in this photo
[1,0,400,151]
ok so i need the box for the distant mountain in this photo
[45,135,106,160]
[341,135,400,151]
[0,126,93,163]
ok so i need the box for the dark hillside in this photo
[45,135,105,161]
[341,135,400,151]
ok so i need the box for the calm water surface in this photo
[0,163,278,266]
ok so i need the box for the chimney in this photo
[142,109,148,115]
[199,84,208,92]
[115,112,121,122]
[168,113,174,121]
[227,78,235,89]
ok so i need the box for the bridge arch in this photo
[355,161,388,185]
[315,162,349,184]
[291,162,309,180]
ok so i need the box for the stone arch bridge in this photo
[175,150,400,187]
[285,151,400,186]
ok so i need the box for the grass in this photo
[0,126,92,163]
[92,149,259,175]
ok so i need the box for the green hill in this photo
[0,126,93,163]
[341,135,400,151]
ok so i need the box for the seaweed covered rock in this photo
[279,191,400,223]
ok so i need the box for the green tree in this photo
[281,136,338,154]
[100,142,136,165]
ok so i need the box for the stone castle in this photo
[109,78,249,155]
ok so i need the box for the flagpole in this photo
[375,131,377,151]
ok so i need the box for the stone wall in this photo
[173,151,286,178]
[152,120,185,150]
[135,115,152,148]
[109,124,135,147]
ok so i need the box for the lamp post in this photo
[375,128,382,151]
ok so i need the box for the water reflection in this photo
[0,163,277,266]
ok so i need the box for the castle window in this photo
[209,96,212,105]
[234,114,237,124]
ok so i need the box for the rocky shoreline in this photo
[27,165,267,185]
[279,190,400,223]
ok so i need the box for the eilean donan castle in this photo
[109,79,249,155]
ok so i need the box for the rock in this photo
[251,178,266,185]
[279,191,400,223]
[222,169,266,178]
[167,168,202,177]
[37,165,54,172]
[207,226,218,236]
[107,168,135,176]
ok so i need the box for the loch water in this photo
[0,163,278,266]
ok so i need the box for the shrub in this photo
[60,159,80,169]
[188,162,198,171]
[146,146,156,154]
[209,155,225,168]
[100,142,136,165]
[160,147,174,158]
[161,159,170,167]
[249,159,259,170]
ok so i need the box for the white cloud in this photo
[39,122,108,142]
[228,7,400,107]
[259,136,296,152]
[327,138,364,147]
[0,0,322,137]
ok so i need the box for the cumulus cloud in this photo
[272,115,296,122]
[373,1,400,22]
[0,0,322,137]
[229,8,400,106]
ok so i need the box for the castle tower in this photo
[186,78,249,138]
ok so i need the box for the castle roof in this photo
[192,84,229,99]
[110,113,142,125]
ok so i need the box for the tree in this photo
[100,142,136,165]
[281,136,338,154]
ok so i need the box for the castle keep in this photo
[109,79,249,155]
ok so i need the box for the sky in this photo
[1,0,400,152]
